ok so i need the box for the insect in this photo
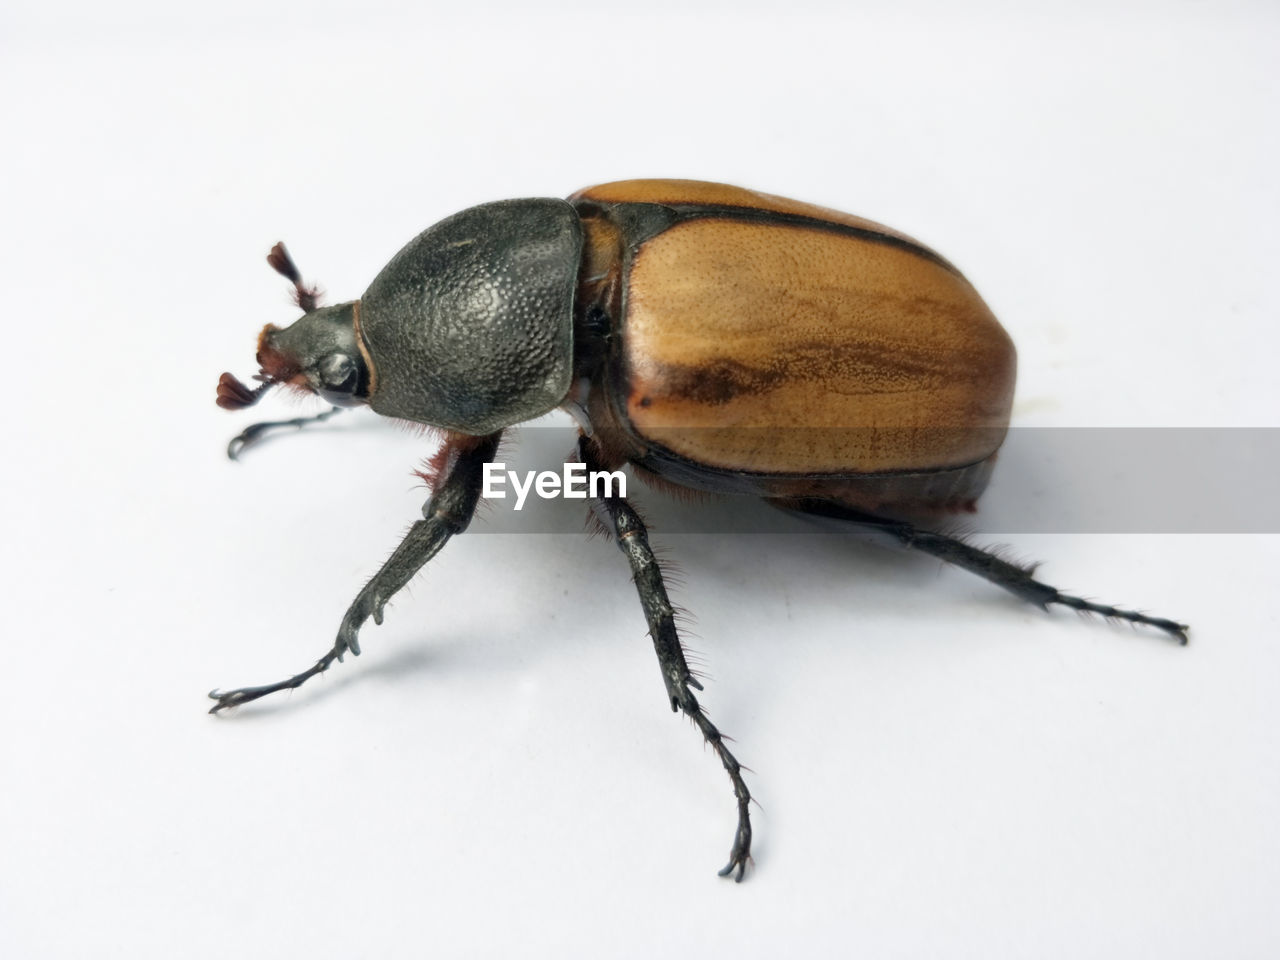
[210,179,1188,881]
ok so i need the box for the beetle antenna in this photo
[216,371,273,410]
[267,241,322,313]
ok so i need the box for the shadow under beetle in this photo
[211,179,1188,881]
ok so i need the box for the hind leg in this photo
[779,497,1188,644]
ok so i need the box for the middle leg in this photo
[580,436,753,880]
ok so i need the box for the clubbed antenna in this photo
[267,241,322,313]
[216,371,272,410]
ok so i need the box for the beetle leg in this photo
[580,437,753,881]
[226,406,343,460]
[209,432,503,713]
[782,498,1189,644]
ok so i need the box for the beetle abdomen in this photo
[358,199,582,435]
[574,181,1015,478]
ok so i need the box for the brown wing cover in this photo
[571,179,937,253]
[573,180,1016,478]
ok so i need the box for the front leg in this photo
[209,431,502,712]
[580,437,754,881]
[224,405,342,461]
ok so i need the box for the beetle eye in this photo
[316,353,358,400]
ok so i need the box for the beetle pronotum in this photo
[211,180,1187,881]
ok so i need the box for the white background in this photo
[2,1,1278,957]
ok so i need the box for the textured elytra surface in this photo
[572,178,947,261]
[620,216,1016,475]
[359,199,582,434]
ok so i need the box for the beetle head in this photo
[216,243,370,411]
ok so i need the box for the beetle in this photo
[210,179,1188,881]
